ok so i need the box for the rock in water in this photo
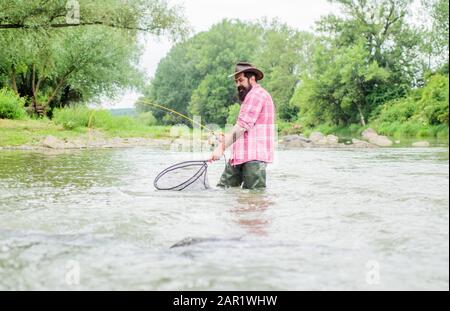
[281,134,313,148]
[412,141,430,147]
[351,139,377,148]
[309,132,328,145]
[282,135,311,143]
[326,135,339,145]
[362,128,378,139]
[309,132,325,142]
[170,236,242,248]
[369,135,393,147]
[42,135,64,149]
[361,128,393,147]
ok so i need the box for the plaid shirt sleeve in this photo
[236,89,265,130]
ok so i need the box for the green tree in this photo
[371,73,449,126]
[227,103,241,125]
[293,41,389,126]
[256,20,317,121]
[320,0,422,85]
[142,19,262,125]
[189,71,235,125]
[0,0,188,114]
[293,0,422,127]
[141,41,197,121]
[143,19,316,125]
[0,0,188,37]
[421,0,449,71]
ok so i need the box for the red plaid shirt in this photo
[230,84,275,166]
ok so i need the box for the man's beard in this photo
[237,85,252,102]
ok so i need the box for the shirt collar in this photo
[249,84,260,94]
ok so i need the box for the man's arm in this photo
[209,86,265,162]
[209,125,246,161]
[222,124,247,149]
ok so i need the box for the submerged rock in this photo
[279,132,379,148]
[412,141,430,147]
[368,135,393,147]
[326,135,339,145]
[309,132,328,145]
[362,128,378,140]
[361,128,393,147]
[280,134,312,148]
[170,236,242,248]
[351,139,377,148]
[42,135,65,149]
[282,134,311,143]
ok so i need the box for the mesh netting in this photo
[154,161,210,191]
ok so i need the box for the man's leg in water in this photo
[242,161,267,189]
[217,162,243,188]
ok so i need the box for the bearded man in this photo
[209,62,276,190]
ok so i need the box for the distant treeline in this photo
[138,0,448,131]
[0,0,448,136]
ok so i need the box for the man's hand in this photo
[208,126,246,162]
[209,146,224,162]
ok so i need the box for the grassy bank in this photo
[0,118,174,147]
[0,119,87,147]
[1,104,448,148]
[0,105,211,147]
[3,118,448,148]
[52,106,175,139]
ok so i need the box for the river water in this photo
[0,146,448,290]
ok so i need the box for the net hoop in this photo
[154,160,209,191]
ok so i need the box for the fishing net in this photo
[154,160,210,191]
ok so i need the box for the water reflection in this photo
[0,150,124,189]
[230,191,274,236]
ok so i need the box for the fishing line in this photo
[138,99,227,191]
[136,99,217,135]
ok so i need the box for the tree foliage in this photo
[293,40,391,126]
[292,0,427,127]
[0,0,188,37]
[422,0,449,71]
[0,0,188,116]
[371,73,449,126]
[146,1,446,129]
[143,19,316,125]
[255,20,317,121]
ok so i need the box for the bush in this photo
[136,112,158,126]
[418,74,449,125]
[0,88,27,120]
[96,115,139,131]
[53,105,151,131]
[375,121,448,138]
[53,105,92,129]
[277,119,303,135]
[371,74,449,126]
[226,103,241,125]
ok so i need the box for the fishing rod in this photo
[136,98,226,162]
[136,98,219,136]
[138,99,228,191]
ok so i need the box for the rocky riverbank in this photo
[0,127,436,151]
[0,130,173,151]
[279,128,433,149]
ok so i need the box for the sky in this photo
[100,0,339,109]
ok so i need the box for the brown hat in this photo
[228,62,264,81]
